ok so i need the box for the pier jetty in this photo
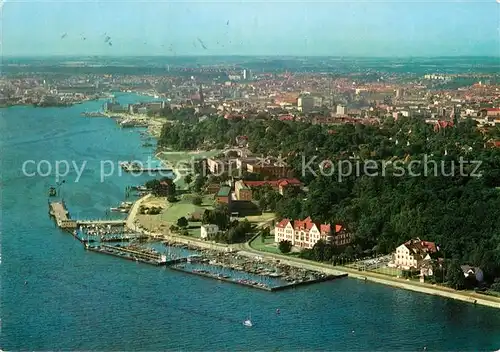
[49,201,126,229]
[85,244,169,266]
[76,219,126,226]
[169,265,347,292]
[49,201,77,229]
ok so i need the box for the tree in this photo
[177,216,189,228]
[446,260,466,290]
[202,209,213,224]
[185,174,193,185]
[312,239,327,262]
[193,175,206,192]
[192,195,203,206]
[260,227,271,239]
[155,115,500,287]
[278,240,292,254]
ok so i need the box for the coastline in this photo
[124,194,500,308]
[105,97,500,309]
[243,239,500,309]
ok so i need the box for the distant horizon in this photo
[3,0,499,57]
[3,54,500,59]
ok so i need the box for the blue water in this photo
[2,95,500,351]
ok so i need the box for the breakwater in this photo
[85,244,168,266]
[170,265,346,292]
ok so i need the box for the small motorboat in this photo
[48,187,57,197]
[243,313,252,327]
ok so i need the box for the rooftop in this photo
[217,186,231,197]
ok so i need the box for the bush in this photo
[167,195,178,203]
[192,195,203,206]
[401,269,419,279]
[278,240,292,254]
[176,216,189,228]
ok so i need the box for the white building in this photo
[242,69,251,80]
[200,224,220,240]
[336,104,347,115]
[389,238,438,271]
[274,217,349,249]
[297,96,315,113]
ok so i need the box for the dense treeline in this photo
[159,115,500,285]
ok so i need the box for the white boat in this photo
[243,313,252,327]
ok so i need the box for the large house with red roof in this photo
[274,217,350,249]
[480,108,500,118]
[389,238,438,272]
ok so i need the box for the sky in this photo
[2,0,499,57]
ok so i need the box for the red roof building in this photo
[434,120,454,132]
[274,217,350,249]
[234,178,302,200]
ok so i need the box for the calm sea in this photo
[1,94,500,351]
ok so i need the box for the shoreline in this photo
[242,239,500,309]
[109,96,500,309]
[124,195,500,308]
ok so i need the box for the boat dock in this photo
[85,244,169,266]
[169,265,347,292]
[76,219,126,226]
[49,202,127,229]
[269,274,348,291]
[49,201,77,229]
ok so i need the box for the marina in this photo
[80,238,348,291]
[85,243,169,266]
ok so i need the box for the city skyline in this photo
[3,0,499,57]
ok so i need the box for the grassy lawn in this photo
[244,212,276,224]
[370,266,402,277]
[137,193,214,232]
[250,234,283,254]
[186,221,202,238]
[159,194,214,223]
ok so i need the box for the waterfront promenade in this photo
[125,198,500,309]
[239,239,500,309]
